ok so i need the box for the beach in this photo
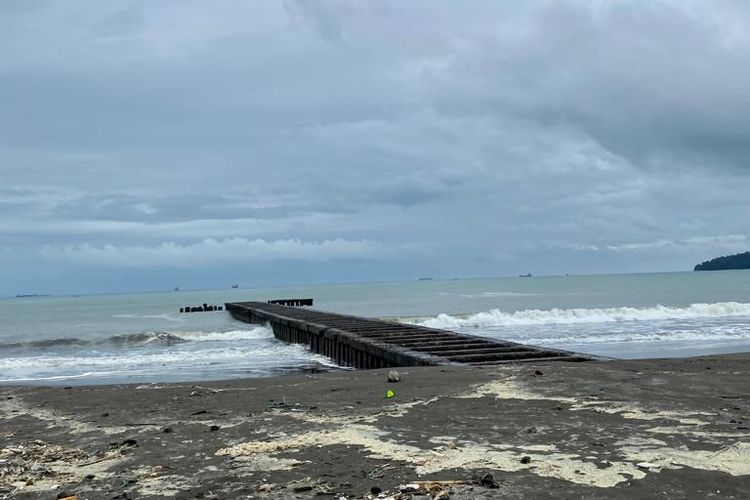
[2,353,749,499]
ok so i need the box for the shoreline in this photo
[2,353,749,499]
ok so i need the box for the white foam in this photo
[173,328,272,342]
[417,302,750,329]
[522,328,750,346]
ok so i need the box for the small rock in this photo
[636,461,659,470]
[100,412,109,417]
[400,483,421,493]
[533,370,543,376]
[387,370,400,383]
[520,456,531,464]
[526,426,537,434]
[370,486,382,495]
[209,425,220,432]
[121,439,138,447]
[292,484,313,493]
[258,483,277,492]
[434,490,450,500]
[479,473,499,489]
[162,427,174,434]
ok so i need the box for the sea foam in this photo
[417,302,750,329]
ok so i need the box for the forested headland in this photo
[694,251,750,271]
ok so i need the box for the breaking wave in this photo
[417,302,750,329]
[0,327,273,351]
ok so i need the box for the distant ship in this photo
[519,273,532,278]
[418,277,433,281]
[231,284,239,289]
[15,293,49,298]
[174,287,180,291]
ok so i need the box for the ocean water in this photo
[1,270,749,385]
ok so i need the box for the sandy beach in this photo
[1,354,748,499]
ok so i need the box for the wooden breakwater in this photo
[225,301,589,369]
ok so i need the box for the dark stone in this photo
[57,492,74,499]
[162,427,174,434]
[533,370,543,376]
[121,439,138,447]
[370,486,382,495]
[521,456,531,464]
[479,473,499,488]
[526,426,537,434]
[100,412,109,417]
[209,425,220,432]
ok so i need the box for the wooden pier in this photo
[225,302,590,369]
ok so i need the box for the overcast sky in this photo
[1,0,749,295]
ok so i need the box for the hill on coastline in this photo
[694,251,750,271]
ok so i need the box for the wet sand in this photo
[1,354,749,499]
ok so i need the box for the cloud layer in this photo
[1,0,749,293]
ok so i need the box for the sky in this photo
[1,0,749,295]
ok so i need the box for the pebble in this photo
[387,370,400,383]
[636,461,659,469]
[479,473,499,489]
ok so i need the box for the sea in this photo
[2,270,750,385]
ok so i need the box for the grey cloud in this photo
[1,0,749,293]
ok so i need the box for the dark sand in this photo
[1,354,749,499]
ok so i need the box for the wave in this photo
[521,327,750,346]
[0,327,273,351]
[0,344,306,370]
[416,302,750,329]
